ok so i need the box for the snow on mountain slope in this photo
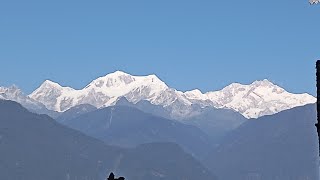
[84,71,169,105]
[28,72,316,119]
[0,85,50,113]
[29,71,187,113]
[205,79,316,118]
[28,80,78,111]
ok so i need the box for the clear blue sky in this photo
[0,1,319,95]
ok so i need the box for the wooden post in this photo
[316,60,320,155]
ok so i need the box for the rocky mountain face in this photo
[25,71,315,119]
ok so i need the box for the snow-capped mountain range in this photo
[1,71,316,119]
[0,86,48,112]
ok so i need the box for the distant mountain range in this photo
[0,100,215,180]
[2,99,316,180]
[113,97,247,142]
[1,85,318,179]
[0,86,59,118]
[54,100,319,180]
[58,105,214,161]
[0,71,316,119]
[205,104,319,180]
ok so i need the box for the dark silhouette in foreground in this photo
[107,172,125,180]
[316,60,320,155]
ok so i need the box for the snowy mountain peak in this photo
[251,79,275,87]
[86,71,166,89]
[215,79,282,98]
[41,80,64,89]
[0,85,23,97]
[26,73,316,119]
[0,85,49,113]
[184,89,206,100]
[96,71,161,82]
[30,80,75,99]
[29,71,170,112]
[186,89,202,95]
[221,79,275,91]
[220,82,243,91]
[84,71,168,97]
[28,80,77,111]
[89,73,135,88]
[109,70,130,76]
[204,79,315,118]
[1,85,19,92]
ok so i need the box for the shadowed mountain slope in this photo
[0,100,216,180]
